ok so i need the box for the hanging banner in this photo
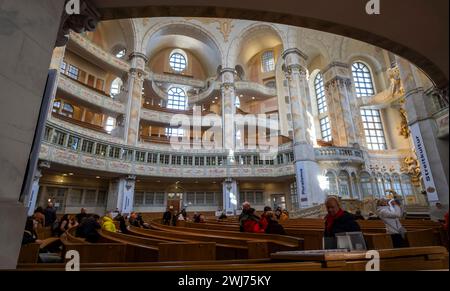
[295,162,308,204]
[410,123,439,202]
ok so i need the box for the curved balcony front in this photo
[235,81,277,97]
[40,123,296,178]
[314,147,365,164]
[58,74,126,115]
[67,32,130,75]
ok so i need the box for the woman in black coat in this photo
[264,211,286,235]
[324,196,361,238]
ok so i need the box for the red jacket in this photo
[243,219,265,233]
[260,215,269,231]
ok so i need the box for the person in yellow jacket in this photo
[102,213,117,233]
[279,210,289,224]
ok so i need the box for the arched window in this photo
[360,109,387,150]
[352,62,375,97]
[61,103,74,118]
[261,50,275,72]
[105,117,115,133]
[392,174,403,196]
[376,173,384,197]
[52,100,61,113]
[319,116,332,142]
[383,173,392,194]
[169,51,187,72]
[235,96,241,108]
[325,172,338,196]
[401,174,414,196]
[338,171,351,198]
[314,73,327,114]
[110,78,123,97]
[360,172,372,199]
[167,87,187,110]
[115,49,126,58]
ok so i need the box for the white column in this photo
[222,178,238,215]
[396,56,449,205]
[107,175,136,214]
[220,68,237,153]
[124,53,148,145]
[282,49,324,208]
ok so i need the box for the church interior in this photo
[0,0,448,273]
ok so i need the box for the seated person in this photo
[102,212,117,233]
[353,210,365,220]
[242,208,265,233]
[259,206,272,231]
[76,214,101,243]
[22,217,42,245]
[114,213,129,234]
[128,212,141,228]
[137,213,150,229]
[265,211,286,235]
[323,196,361,246]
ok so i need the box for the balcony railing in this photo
[314,147,364,162]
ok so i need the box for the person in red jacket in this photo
[242,208,265,233]
[259,206,272,231]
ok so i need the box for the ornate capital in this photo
[324,76,352,92]
[281,48,308,61]
[56,0,100,47]
[38,160,51,169]
[129,52,149,63]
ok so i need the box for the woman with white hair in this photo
[376,199,406,248]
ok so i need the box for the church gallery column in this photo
[396,56,449,205]
[322,62,365,147]
[125,52,148,146]
[107,175,136,214]
[282,49,324,208]
[220,68,237,153]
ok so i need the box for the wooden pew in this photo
[128,226,267,260]
[99,230,216,261]
[270,246,449,271]
[151,222,304,254]
[17,237,62,264]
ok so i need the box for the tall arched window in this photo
[360,172,372,199]
[338,171,351,198]
[352,62,375,97]
[261,50,275,72]
[169,50,187,72]
[392,174,403,196]
[401,174,414,196]
[110,78,123,97]
[314,73,327,114]
[383,173,392,194]
[105,117,116,133]
[235,96,241,108]
[325,172,338,196]
[167,87,187,110]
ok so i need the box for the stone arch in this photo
[226,23,287,68]
[142,20,224,76]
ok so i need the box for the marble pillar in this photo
[0,0,66,269]
[106,175,136,214]
[396,56,449,205]
[323,62,365,147]
[282,49,324,208]
[125,53,148,146]
[220,68,237,153]
[222,178,239,215]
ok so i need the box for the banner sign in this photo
[410,123,439,202]
[295,162,308,203]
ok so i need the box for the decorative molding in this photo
[281,48,308,61]
[129,52,149,63]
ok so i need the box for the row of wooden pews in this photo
[17,246,449,271]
